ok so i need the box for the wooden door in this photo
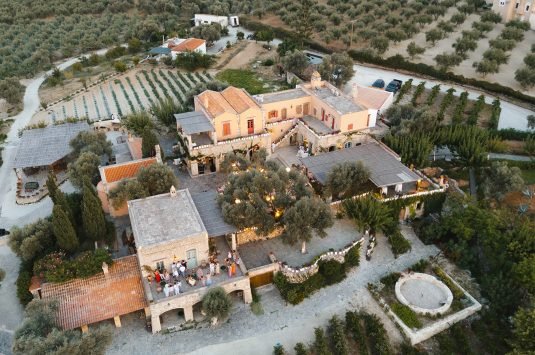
[250,272,274,288]
[247,119,254,135]
[303,103,309,115]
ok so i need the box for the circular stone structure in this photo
[395,273,453,316]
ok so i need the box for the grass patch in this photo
[391,302,422,329]
[216,69,268,95]
[520,168,535,184]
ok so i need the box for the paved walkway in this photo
[106,226,439,355]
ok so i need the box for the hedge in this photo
[388,231,411,257]
[495,128,533,141]
[391,302,423,329]
[16,262,33,305]
[433,266,465,300]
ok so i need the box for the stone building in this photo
[175,72,393,176]
[492,0,535,28]
[128,187,252,333]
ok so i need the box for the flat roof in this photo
[175,111,215,135]
[128,189,207,249]
[313,87,364,114]
[191,190,237,237]
[355,85,392,110]
[259,88,309,104]
[300,142,420,187]
[12,122,90,169]
[149,47,171,55]
[301,115,334,135]
[40,255,147,330]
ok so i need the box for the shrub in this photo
[328,315,348,355]
[391,302,422,328]
[388,231,411,257]
[313,327,330,355]
[319,259,346,285]
[113,60,127,72]
[344,244,360,267]
[0,268,5,282]
[410,259,429,273]
[33,249,113,283]
[16,263,33,305]
[380,272,401,288]
[202,287,233,323]
[263,58,274,66]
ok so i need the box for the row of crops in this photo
[43,69,213,122]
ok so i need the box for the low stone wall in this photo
[395,272,453,316]
[281,237,364,283]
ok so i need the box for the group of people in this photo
[151,251,241,298]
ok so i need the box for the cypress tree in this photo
[52,205,79,253]
[46,171,58,203]
[54,189,76,227]
[82,183,107,242]
[141,128,158,158]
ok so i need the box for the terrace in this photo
[144,237,244,303]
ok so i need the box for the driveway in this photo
[345,64,535,131]
[207,26,282,55]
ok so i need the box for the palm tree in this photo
[342,196,393,236]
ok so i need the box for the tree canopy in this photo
[8,219,54,262]
[13,299,113,355]
[219,161,317,236]
[318,52,355,87]
[68,151,101,188]
[70,131,112,158]
[325,161,370,199]
[201,287,233,324]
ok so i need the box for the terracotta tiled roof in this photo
[40,255,147,330]
[170,38,206,52]
[102,158,157,183]
[355,86,392,110]
[221,87,259,114]
[197,87,260,118]
[127,137,143,161]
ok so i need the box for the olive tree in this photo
[201,287,233,325]
[318,52,355,87]
[325,161,370,199]
[70,131,112,158]
[68,151,101,188]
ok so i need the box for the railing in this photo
[191,132,271,150]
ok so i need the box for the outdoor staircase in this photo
[272,123,298,149]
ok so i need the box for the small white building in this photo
[158,37,207,60]
[194,14,229,27]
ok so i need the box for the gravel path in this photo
[107,226,439,355]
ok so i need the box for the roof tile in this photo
[102,158,157,183]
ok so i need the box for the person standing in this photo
[174,282,181,295]
[230,262,236,277]
[163,283,170,297]
[179,264,186,277]
[215,261,220,275]
[209,261,215,276]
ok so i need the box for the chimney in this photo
[351,84,358,100]
[170,185,177,197]
[102,262,109,275]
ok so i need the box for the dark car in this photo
[385,79,403,93]
[246,34,255,40]
[372,79,385,89]
[0,228,9,237]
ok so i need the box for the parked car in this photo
[246,34,255,40]
[385,79,403,93]
[372,79,385,89]
[0,229,9,237]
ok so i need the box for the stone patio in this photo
[238,218,361,269]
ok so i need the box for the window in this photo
[313,108,317,116]
[344,141,352,148]
[516,2,520,8]
[526,5,530,11]
[268,110,278,119]
[281,108,287,119]
[303,103,310,115]
[347,123,354,131]
[366,114,370,127]
[296,105,302,114]
[222,121,231,136]
[156,261,164,272]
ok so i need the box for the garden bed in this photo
[368,259,482,345]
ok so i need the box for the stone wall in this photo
[281,237,364,283]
